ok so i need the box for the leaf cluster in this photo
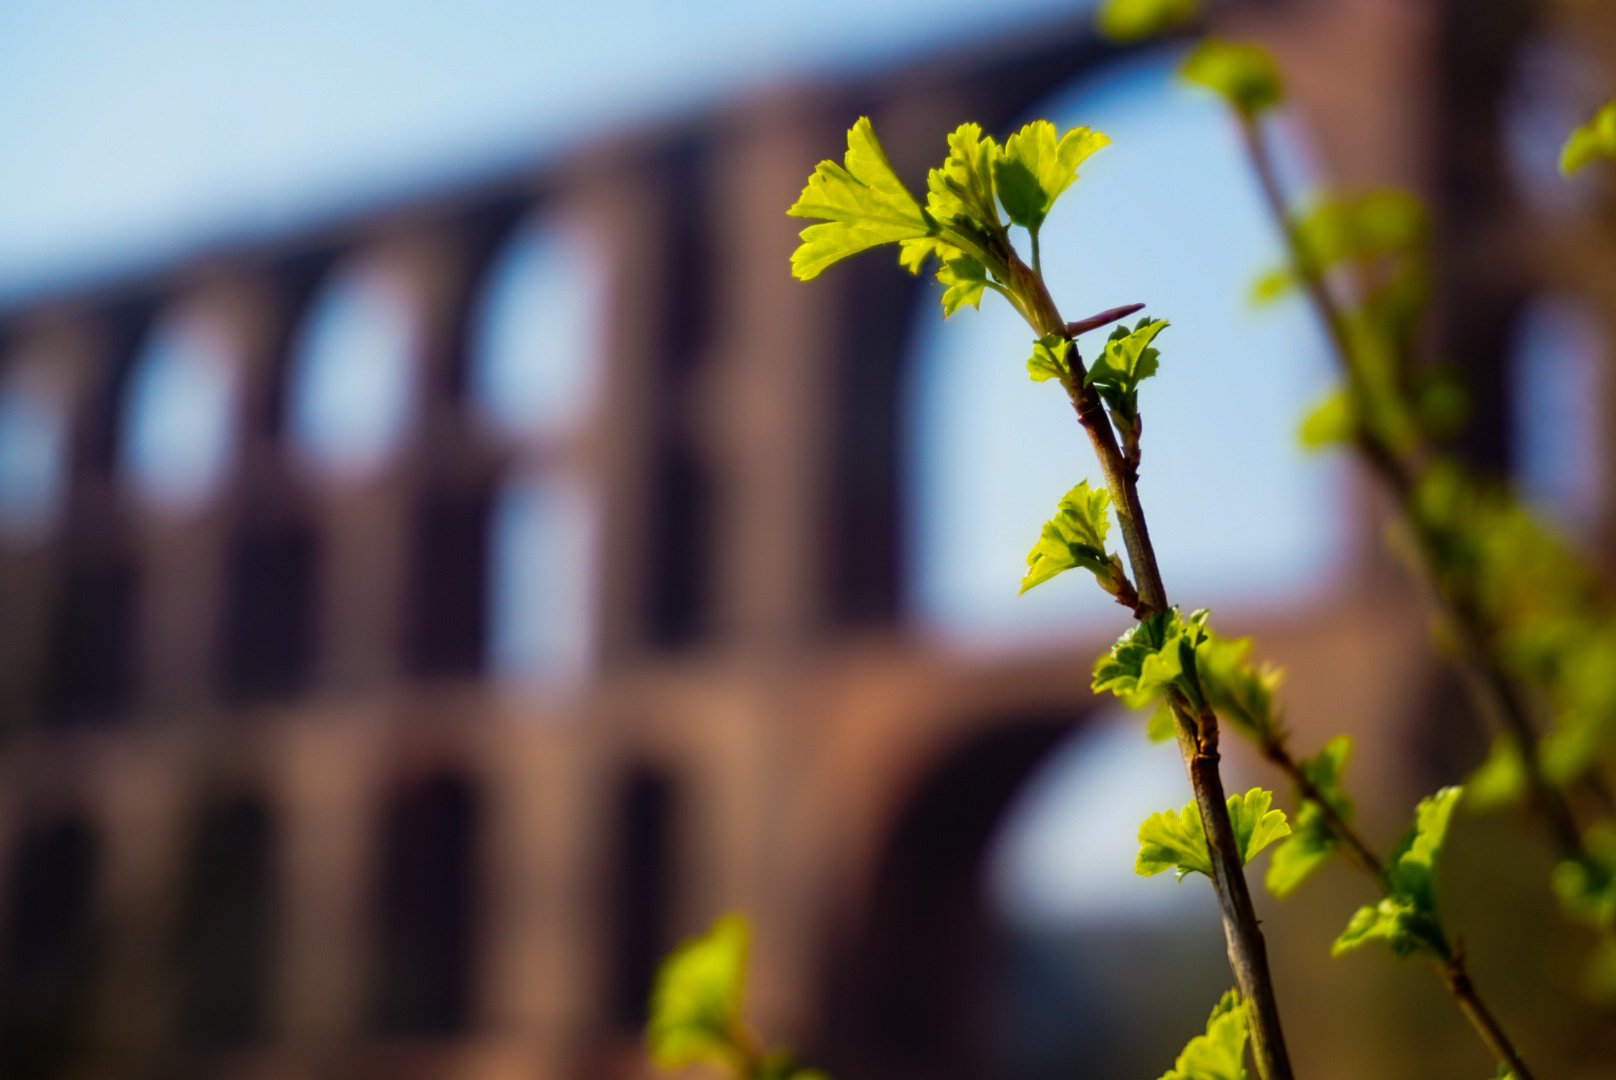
[1137,788,1290,882]
[1332,786,1461,960]
[1086,317,1168,450]
[788,117,1108,325]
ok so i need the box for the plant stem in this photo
[1440,946,1538,1080]
[1010,257,1296,1080]
[1233,112,1593,866]
[1260,736,1539,1077]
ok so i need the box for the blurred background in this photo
[0,1,1612,1078]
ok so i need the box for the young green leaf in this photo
[938,256,989,317]
[1550,823,1616,929]
[1561,100,1616,176]
[1465,734,1527,812]
[1181,39,1283,117]
[646,914,750,1070]
[788,118,932,281]
[924,122,1004,239]
[1298,389,1356,449]
[1097,0,1200,43]
[1027,335,1072,383]
[1020,480,1126,595]
[1266,736,1354,898]
[993,120,1110,235]
[1094,607,1211,709]
[1194,634,1283,741]
[1137,788,1291,881]
[1086,317,1168,435]
[1147,700,1178,742]
[1332,786,1462,959]
[1158,990,1249,1080]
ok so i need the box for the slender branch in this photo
[1067,301,1146,337]
[1441,945,1538,1080]
[1259,739,1385,879]
[1008,255,1296,1080]
[1235,112,1594,865]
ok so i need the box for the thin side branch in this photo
[1235,112,1594,866]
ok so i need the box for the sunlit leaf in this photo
[1027,334,1072,383]
[1181,39,1283,117]
[647,914,749,1070]
[994,120,1110,235]
[938,256,989,317]
[1020,480,1123,594]
[1086,317,1168,433]
[1332,786,1461,959]
[1561,100,1616,176]
[1158,989,1249,1080]
[788,118,932,280]
[1098,0,1200,43]
[1094,608,1212,709]
[1298,389,1355,449]
[1266,736,1354,898]
[1137,788,1290,881]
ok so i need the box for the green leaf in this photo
[1027,334,1072,383]
[1332,786,1462,959]
[1561,100,1616,176]
[1551,823,1616,930]
[898,236,961,275]
[938,255,989,317]
[1465,735,1526,812]
[1331,896,1426,959]
[1193,634,1283,740]
[646,914,749,1070]
[1158,989,1249,1080]
[924,122,1003,238]
[788,118,931,280]
[993,120,1110,235]
[1266,736,1354,898]
[1020,480,1123,594]
[1094,608,1211,709]
[1298,389,1355,449]
[1147,700,1178,742]
[1085,317,1168,431]
[1098,0,1200,43]
[1137,788,1290,881]
[1181,39,1283,117]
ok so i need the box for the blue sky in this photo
[0,0,1088,301]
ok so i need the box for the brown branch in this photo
[1235,111,1593,865]
[1009,256,1296,1080]
[1235,113,1543,1080]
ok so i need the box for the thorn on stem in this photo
[1066,302,1147,337]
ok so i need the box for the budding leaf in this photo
[1194,633,1283,740]
[1137,788,1290,881]
[788,118,932,281]
[1098,0,1201,43]
[925,122,1003,238]
[1333,786,1462,959]
[938,256,989,317]
[1020,480,1122,594]
[1027,335,1072,383]
[647,914,749,1070]
[1086,317,1168,433]
[1158,989,1249,1080]
[1266,736,1354,898]
[1094,607,1211,709]
[1181,40,1283,117]
[1561,100,1616,176]
[994,120,1111,235]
